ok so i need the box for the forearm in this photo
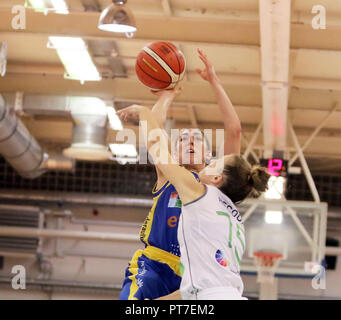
[210,76,241,132]
[151,92,176,128]
[210,76,242,155]
[140,107,171,161]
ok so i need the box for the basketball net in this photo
[253,252,283,284]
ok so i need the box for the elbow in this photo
[228,123,242,138]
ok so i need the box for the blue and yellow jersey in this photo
[139,171,199,257]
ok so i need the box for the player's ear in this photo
[212,174,223,187]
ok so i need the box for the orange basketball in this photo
[135,41,186,90]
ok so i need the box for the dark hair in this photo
[218,155,271,204]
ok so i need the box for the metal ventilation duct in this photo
[0,94,46,178]
[63,97,111,161]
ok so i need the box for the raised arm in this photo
[151,89,180,129]
[117,105,205,204]
[196,49,242,155]
[151,89,181,189]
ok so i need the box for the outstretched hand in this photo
[195,48,217,83]
[150,86,183,98]
[116,104,145,122]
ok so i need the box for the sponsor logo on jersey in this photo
[167,215,178,227]
[168,192,182,208]
[215,249,230,267]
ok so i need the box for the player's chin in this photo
[190,157,206,169]
[179,154,205,167]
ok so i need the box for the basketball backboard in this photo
[239,199,328,278]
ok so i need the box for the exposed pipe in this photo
[63,249,133,260]
[1,225,339,254]
[71,217,141,228]
[41,155,75,171]
[0,190,154,208]
[325,247,341,256]
[0,94,46,178]
[0,226,140,242]
[0,251,36,258]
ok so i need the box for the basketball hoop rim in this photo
[253,252,283,259]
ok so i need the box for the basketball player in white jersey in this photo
[117,105,270,300]
[118,49,243,301]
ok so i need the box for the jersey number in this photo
[216,211,245,265]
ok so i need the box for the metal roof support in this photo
[289,121,320,203]
[289,104,338,166]
[243,120,262,161]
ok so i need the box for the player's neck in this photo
[183,163,205,173]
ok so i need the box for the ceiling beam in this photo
[1,7,341,50]
[0,9,260,46]
[5,63,341,92]
[161,0,172,16]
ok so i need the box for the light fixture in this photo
[50,0,69,14]
[48,36,101,83]
[27,0,45,12]
[264,176,286,200]
[265,210,283,224]
[98,0,137,33]
[26,0,69,14]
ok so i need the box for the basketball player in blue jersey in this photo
[118,104,270,300]
[118,49,242,300]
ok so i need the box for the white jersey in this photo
[178,184,246,300]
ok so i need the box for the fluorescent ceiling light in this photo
[51,0,69,14]
[27,0,46,11]
[28,0,69,14]
[107,107,123,130]
[48,37,101,82]
[109,144,137,158]
[264,176,285,200]
[265,210,283,224]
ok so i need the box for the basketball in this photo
[135,41,186,90]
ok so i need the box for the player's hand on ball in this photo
[195,48,217,83]
[116,104,145,122]
[151,86,182,98]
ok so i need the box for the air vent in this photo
[0,205,42,254]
